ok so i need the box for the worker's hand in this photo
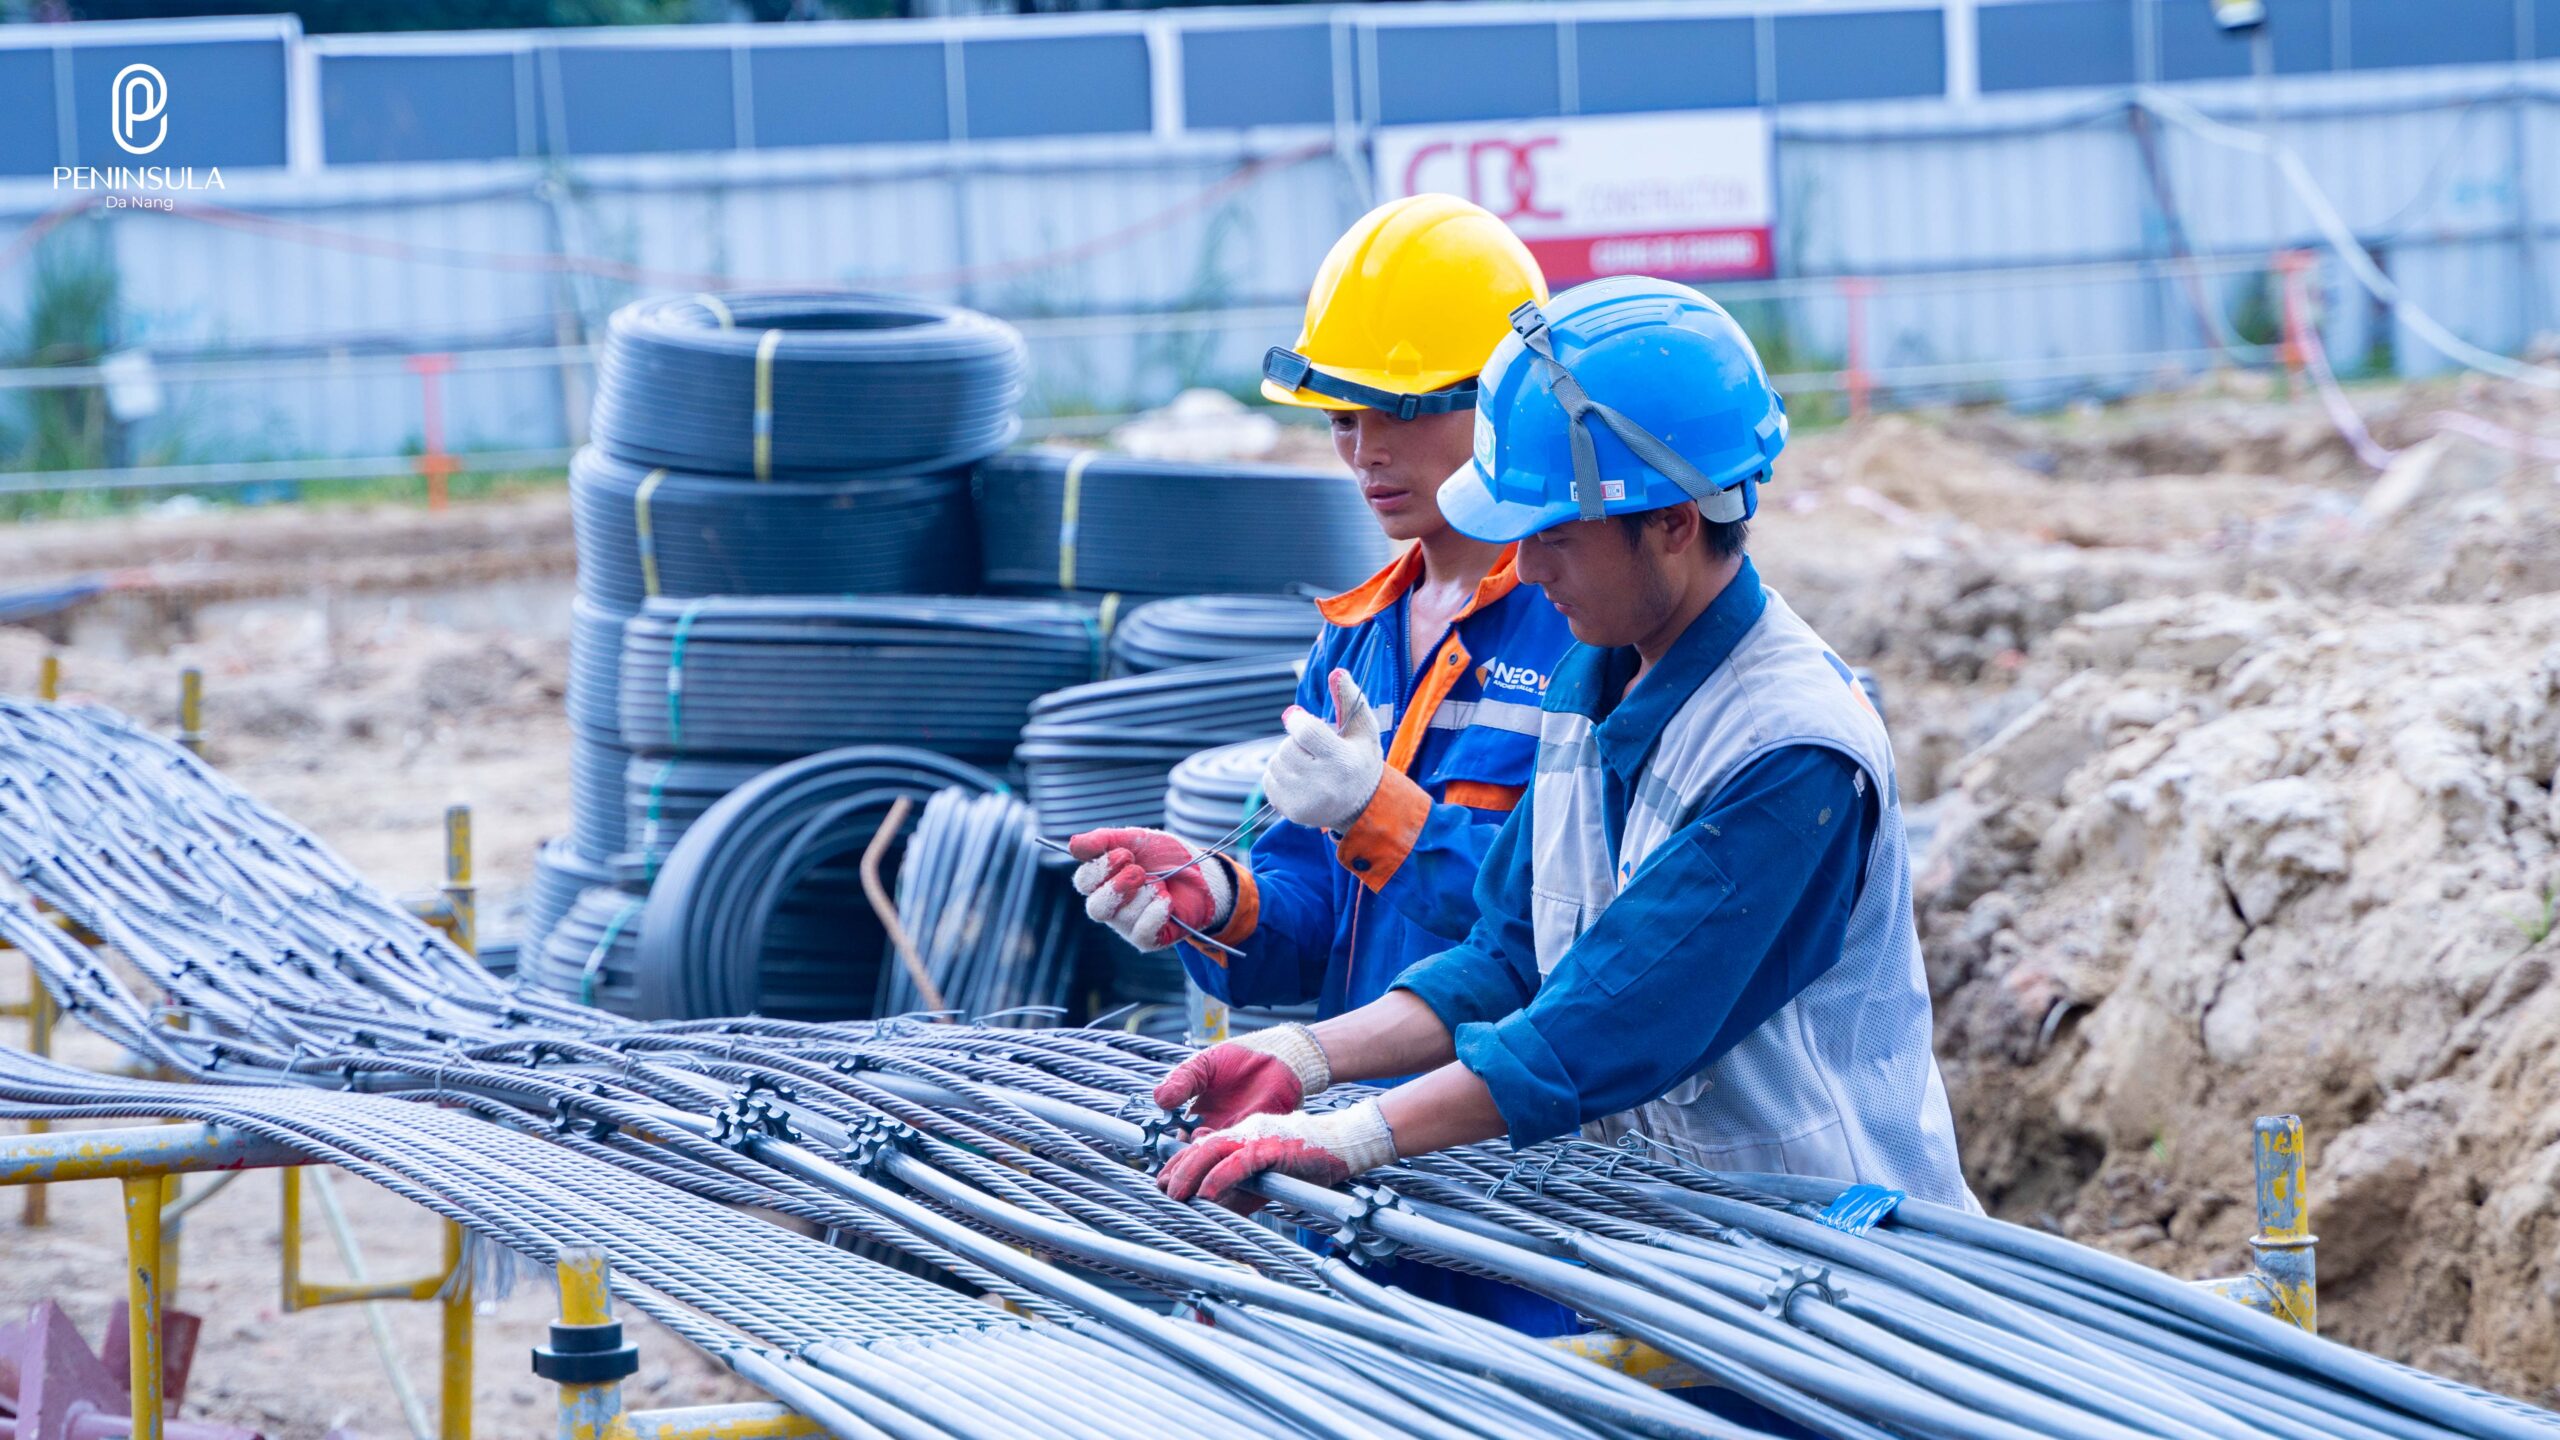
[1263,669,1387,833]
[1153,1022,1332,1130]
[1158,1099,1397,1213]
[1067,827,1235,953]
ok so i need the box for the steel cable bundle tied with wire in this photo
[879,787,1080,1025]
[12,699,2560,1440]
[1109,594,1324,676]
[568,448,977,611]
[591,292,1026,479]
[618,595,1102,765]
[973,449,1393,597]
[1016,657,1301,840]
[635,745,1003,1020]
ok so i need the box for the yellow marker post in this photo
[444,805,477,958]
[21,978,50,1225]
[18,655,57,1227]
[177,667,204,758]
[123,1174,167,1440]
[2250,1113,2317,1334]
[543,1246,641,1440]
[441,1220,475,1440]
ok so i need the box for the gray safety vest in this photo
[1528,587,1976,1208]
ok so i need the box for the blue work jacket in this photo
[1175,544,1576,1018]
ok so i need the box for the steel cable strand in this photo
[710,1055,1262,1283]
[452,1077,1077,1323]
[1193,1299,1629,1440]
[984,1079,1923,1440]
[761,1079,1737,1440]
[1855,1228,2468,1440]
[342,1060,1019,1339]
[1178,1300,1552,1440]
[0,1085,823,1350]
[1629,1179,2328,1437]
[814,1050,1294,1266]
[671,1120,1398,1440]
[838,1331,1195,1440]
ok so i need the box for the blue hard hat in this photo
[1438,276,1788,545]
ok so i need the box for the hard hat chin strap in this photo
[1507,302,1754,525]
[1262,348,1479,419]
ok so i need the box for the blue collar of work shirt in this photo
[1547,557,1770,854]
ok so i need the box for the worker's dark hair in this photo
[1616,504,1748,560]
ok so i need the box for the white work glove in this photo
[1157,1098,1399,1210]
[1263,669,1388,833]
[1066,827,1237,953]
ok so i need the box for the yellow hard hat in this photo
[1262,194,1549,416]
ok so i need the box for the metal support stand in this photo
[2194,1112,2319,1333]
[123,1174,168,1440]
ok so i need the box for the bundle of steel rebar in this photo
[3,697,2556,1440]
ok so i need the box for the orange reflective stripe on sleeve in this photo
[1386,634,1471,775]
[1443,780,1525,812]
[1335,766,1431,893]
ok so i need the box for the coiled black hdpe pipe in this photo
[617,596,1102,764]
[634,746,1002,1020]
[1016,657,1299,840]
[524,836,613,959]
[568,449,976,611]
[592,292,1026,478]
[974,449,1391,598]
[1109,594,1323,676]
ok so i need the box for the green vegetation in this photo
[0,225,120,483]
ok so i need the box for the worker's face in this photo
[1330,405,1474,544]
[1514,514,1680,648]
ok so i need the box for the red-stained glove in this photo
[1152,1022,1333,1130]
[1158,1099,1397,1213]
[1066,827,1235,952]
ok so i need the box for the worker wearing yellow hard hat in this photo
[1067,193,1583,1334]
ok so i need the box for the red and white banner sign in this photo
[1374,110,1775,285]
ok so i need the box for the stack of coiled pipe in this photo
[973,449,1390,598]
[534,290,1023,969]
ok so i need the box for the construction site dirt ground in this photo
[2,369,2557,1430]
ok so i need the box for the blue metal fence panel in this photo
[1977,0,2138,93]
[0,51,58,177]
[1573,16,1758,114]
[1182,25,1334,130]
[1370,23,1562,124]
[962,35,1152,140]
[2156,0,2337,80]
[750,42,948,149]
[2345,0,2518,70]
[548,46,735,157]
[1772,10,1948,104]
[322,53,523,165]
[2543,0,2560,58]
[65,38,289,169]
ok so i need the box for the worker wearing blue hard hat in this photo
[1153,275,1977,1293]
[1063,195,1583,1333]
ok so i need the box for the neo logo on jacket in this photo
[1478,657,1550,694]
